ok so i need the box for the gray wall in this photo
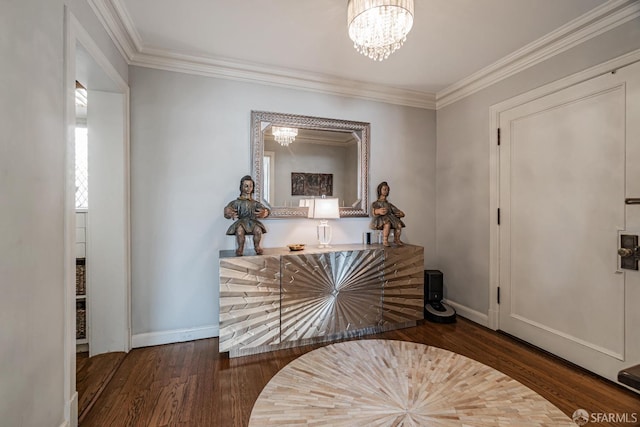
[129,66,437,338]
[0,4,65,425]
[0,1,126,426]
[436,18,640,316]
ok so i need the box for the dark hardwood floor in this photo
[76,351,126,423]
[81,317,640,427]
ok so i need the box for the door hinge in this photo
[497,208,500,225]
[497,128,501,145]
[497,286,500,304]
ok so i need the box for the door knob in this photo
[618,247,636,257]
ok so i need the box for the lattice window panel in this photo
[75,127,88,209]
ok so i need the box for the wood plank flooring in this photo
[76,351,126,423]
[81,317,640,427]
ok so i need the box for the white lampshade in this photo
[309,197,340,219]
[306,197,340,248]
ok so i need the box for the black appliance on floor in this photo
[424,270,456,323]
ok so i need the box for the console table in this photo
[219,244,424,357]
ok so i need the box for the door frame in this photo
[63,8,131,425]
[488,49,640,331]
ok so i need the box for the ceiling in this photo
[94,0,636,108]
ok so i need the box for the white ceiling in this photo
[95,0,637,107]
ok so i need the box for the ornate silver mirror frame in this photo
[251,111,370,218]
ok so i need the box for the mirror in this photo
[251,111,370,218]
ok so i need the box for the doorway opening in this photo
[75,81,89,354]
[64,9,131,425]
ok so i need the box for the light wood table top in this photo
[249,339,575,426]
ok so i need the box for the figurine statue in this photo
[370,181,405,247]
[224,175,270,256]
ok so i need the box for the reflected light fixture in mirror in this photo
[308,197,340,248]
[272,126,298,147]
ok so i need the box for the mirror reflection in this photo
[251,111,370,218]
[264,128,359,206]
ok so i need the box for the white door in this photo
[498,60,640,384]
[86,90,129,356]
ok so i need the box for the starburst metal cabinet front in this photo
[219,244,424,356]
[280,249,385,342]
[218,254,281,353]
[382,245,425,324]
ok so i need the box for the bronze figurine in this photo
[224,175,270,256]
[370,181,405,246]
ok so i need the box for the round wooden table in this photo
[249,339,575,426]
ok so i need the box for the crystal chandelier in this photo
[272,126,298,147]
[347,0,414,61]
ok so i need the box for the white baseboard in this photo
[443,299,489,327]
[60,391,78,427]
[132,324,219,348]
[487,307,500,330]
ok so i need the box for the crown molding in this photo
[131,47,437,109]
[436,0,640,109]
[89,0,141,62]
[90,0,638,111]
[89,0,436,109]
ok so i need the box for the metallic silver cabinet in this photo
[382,244,425,324]
[280,249,385,342]
[219,244,423,356]
[218,253,281,353]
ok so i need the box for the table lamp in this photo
[308,197,340,247]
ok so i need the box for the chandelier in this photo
[347,0,414,61]
[272,126,298,147]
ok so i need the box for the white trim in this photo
[436,0,640,109]
[488,306,499,331]
[123,88,132,353]
[489,49,640,114]
[88,0,139,62]
[132,48,437,109]
[443,299,489,327]
[63,8,79,427]
[488,48,640,334]
[132,325,220,348]
[488,109,500,331]
[108,0,144,53]
[88,0,435,109]
[70,13,129,93]
[66,392,78,427]
[90,0,638,110]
